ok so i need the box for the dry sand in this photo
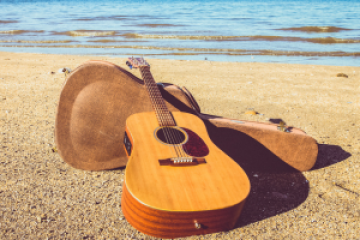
[0,51,359,239]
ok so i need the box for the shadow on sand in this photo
[160,84,351,227]
[202,121,309,227]
[202,120,351,227]
[311,144,351,170]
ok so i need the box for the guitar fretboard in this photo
[139,66,175,127]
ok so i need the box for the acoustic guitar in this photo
[121,57,251,238]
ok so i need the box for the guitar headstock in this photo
[127,57,150,68]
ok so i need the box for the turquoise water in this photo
[0,0,359,65]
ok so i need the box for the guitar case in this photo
[55,60,318,172]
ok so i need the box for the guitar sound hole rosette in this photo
[154,126,188,145]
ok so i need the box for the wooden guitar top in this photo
[125,111,251,212]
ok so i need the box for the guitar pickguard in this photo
[182,128,209,157]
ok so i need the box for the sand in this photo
[0,51,359,239]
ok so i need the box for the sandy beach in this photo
[0,51,359,239]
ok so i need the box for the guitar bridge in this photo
[159,157,206,166]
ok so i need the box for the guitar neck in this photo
[138,66,175,127]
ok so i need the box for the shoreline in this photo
[1,48,360,67]
[0,51,359,239]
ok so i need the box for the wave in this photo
[252,36,360,44]
[87,39,146,43]
[306,37,360,44]
[2,30,359,44]
[74,15,136,21]
[122,33,237,40]
[59,30,116,37]
[136,24,184,28]
[0,30,44,35]
[0,44,358,57]
[229,18,253,20]
[122,33,360,44]
[277,26,352,33]
[73,16,127,21]
[0,30,23,34]
[0,40,74,43]
[110,14,166,20]
[0,20,18,24]
[73,18,97,21]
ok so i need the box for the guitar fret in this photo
[139,66,175,127]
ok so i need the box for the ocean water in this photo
[0,0,359,66]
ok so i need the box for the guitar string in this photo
[145,69,184,159]
[140,67,176,157]
[142,67,180,152]
[149,68,191,158]
[144,67,189,160]
[138,61,183,157]
[141,66,188,160]
[140,66,183,159]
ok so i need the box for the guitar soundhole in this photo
[155,127,187,145]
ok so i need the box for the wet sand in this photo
[0,51,359,239]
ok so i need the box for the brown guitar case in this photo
[55,60,318,172]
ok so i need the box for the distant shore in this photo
[0,51,359,239]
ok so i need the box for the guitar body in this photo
[121,111,250,238]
